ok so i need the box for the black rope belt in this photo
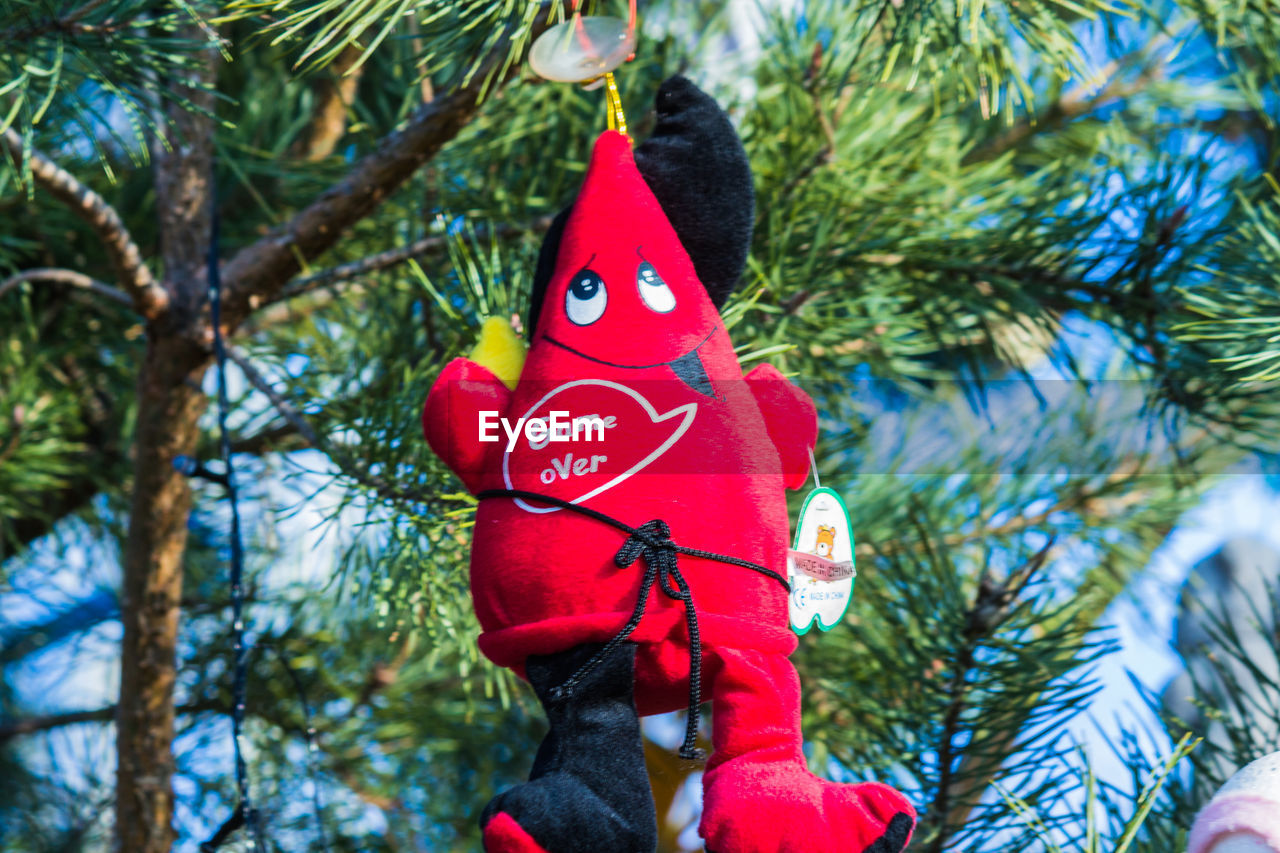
[475,488,790,760]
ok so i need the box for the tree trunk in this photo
[107,17,528,845]
[114,33,216,852]
[114,348,207,852]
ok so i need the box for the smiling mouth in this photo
[543,327,717,398]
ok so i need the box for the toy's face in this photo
[528,131,729,394]
[536,241,724,388]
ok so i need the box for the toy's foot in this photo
[481,770,655,853]
[700,760,915,853]
[481,641,657,853]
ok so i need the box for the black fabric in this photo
[527,205,572,339]
[527,75,755,336]
[667,347,714,397]
[482,641,658,853]
[634,75,755,310]
[865,813,915,853]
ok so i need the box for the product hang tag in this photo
[787,457,856,633]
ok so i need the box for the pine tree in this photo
[1,1,1277,851]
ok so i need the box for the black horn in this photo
[634,75,754,310]
[527,75,755,336]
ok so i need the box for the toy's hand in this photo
[423,356,513,494]
[744,364,817,490]
[470,316,526,391]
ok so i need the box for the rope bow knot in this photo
[547,518,704,759]
[614,519,704,760]
[474,488,790,762]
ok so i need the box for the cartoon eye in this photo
[636,261,675,313]
[565,269,607,325]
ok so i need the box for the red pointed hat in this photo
[533,130,722,369]
[560,130,669,252]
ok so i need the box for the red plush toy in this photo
[424,76,915,853]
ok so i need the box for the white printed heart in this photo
[501,379,697,514]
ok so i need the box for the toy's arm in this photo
[423,357,512,494]
[743,363,817,490]
[423,319,525,494]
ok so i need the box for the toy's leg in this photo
[699,648,915,853]
[481,641,658,853]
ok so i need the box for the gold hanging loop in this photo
[604,72,627,137]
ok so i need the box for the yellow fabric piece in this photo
[469,316,527,390]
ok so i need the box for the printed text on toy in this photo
[478,410,617,453]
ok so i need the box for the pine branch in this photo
[3,380,126,562]
[926,517,1172,842]
[0,707,116,740]
[0,0,119,40]
[240,212,555,333]
[0,699,218,743]
[228,422,308,456]
[225,347,439,506]
[926,540,1055,853]
[226,347,322,448]
[219,6,553,329]
[0,268,132,306]
[0,129,167,319]
[852,453,1150,560]
[964,37,1173,165]
[240,214,554,334]
[266,214,555,308]
[238,284,356,335]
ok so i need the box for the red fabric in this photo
[743,362,817,490]
[423,357,513,495]
[700,647,916,852]
[483,812,551,853]
[426,130,913,851]
[424,131,817,696]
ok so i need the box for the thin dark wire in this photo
[278,647,330,852]
[207,181,268,853]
